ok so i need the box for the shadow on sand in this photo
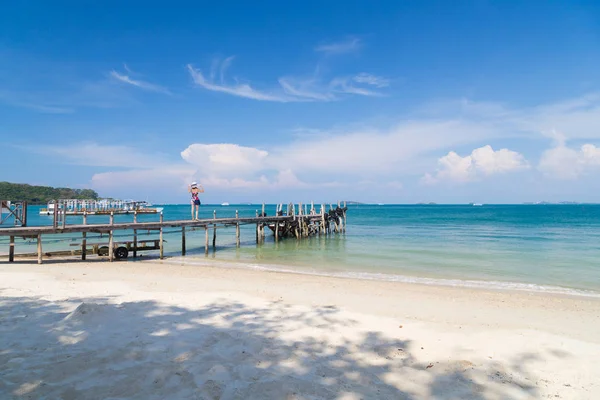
[0,294,546,399]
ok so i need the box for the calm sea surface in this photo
[2,204,600,297]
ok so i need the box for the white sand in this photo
[1,260,599,399]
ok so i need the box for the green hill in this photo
[0,182,99,205]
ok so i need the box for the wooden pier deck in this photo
[0,202,348,264]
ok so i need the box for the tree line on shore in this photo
[0,182,99,204]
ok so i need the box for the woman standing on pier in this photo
[188,182,204,220]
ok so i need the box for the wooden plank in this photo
[9,235,14,262]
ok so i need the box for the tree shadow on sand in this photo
[0,294,544,399]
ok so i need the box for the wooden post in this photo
[82,212,87,260]
[108,230,114,262]
[159,212,164,259]
[9,236,14,262]
[213,210,216,220]
[261,203,265,216]
[343,201,347,233]
[22,201,28,227]
[255,210,259,243]
[53,200,58,229]
[321,204,326,235]
[37,234,42,264]
[110,211,114,225]
[133,211,138,258]
[236,210,240,247]
[212,224,216,249]
[181,226,186,256]
[62,203,67,229]
[275,220,279,242]
[205,225,209,255]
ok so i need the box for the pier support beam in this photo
[9,236,14,262]
[181,226,186,256]
[82,212,87,261]
[108,230,114,262]
[204,226,209,255]
[212,225,216,250]
[37,234,42,264]
[159,228,164,259]
[159,212,164,259]
[235,210,240,247]
[133,211,138,258]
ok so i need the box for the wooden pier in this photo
[0,202,348,264]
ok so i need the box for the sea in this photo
[2,203,600,297]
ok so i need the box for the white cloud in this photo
[180,143,269,178]
[188,58,389,102]
[423,145,529,184]
[314,38,362,55]
[539,143,600,179]
[109,67,171,94]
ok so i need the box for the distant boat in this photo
[40,199,163,215]
[221,202,230,206]
[472,203,483,206]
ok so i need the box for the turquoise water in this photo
[2,204,600,296]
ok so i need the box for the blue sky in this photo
[2,1,600,204]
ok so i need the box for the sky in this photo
[1,1,600,204]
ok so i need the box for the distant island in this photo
[0,182,99,205]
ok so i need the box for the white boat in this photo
[40,199,163,215]
[221,202,230,206]
[472,203,483,206]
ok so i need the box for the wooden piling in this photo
[62,204,67,229]
[204,225,209,255]
[108,230,114,262]
[212,224,216,250]
[133,211,138,258]
[159,212,164,259]
[110,211,114,225]
[9,236,14,262]
[181,226,186,256]
[235,210,240,247]
[37,233,42,264]
[53,199,58,229]
[82,212,87,261]
[343,201,347,233]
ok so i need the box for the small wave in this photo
[150,257,600,299]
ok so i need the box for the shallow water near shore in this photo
[2,203,600,296]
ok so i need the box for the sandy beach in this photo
[1,259,599,399]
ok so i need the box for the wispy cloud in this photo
[0,90,74,114]
[30,142,169,168]
[109,66,171,94]
[352,73,390,88]
[187,64,290,102]
[188,58,389,102]
[315,38,362,55]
